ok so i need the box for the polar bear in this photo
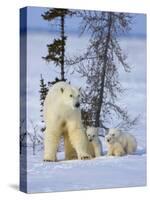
[105,128,137,156]
[86,126,103,157]
[43,81,91,161]
[105,139,125,156]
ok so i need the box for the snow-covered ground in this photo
[24,132,146,193]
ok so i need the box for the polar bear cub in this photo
[86,126,103,157]
[105,128,137,156]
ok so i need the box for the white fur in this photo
[105,128,137,156]
[86,126,103,157]
[43,81,91,161]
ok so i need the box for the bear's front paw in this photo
[79,153,91,160]
[43,155,56,162]
[115,152,125,157]
[43,159,56,162]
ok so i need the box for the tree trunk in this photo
[33,142,36,155]
[95,13,112,127]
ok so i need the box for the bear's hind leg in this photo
[126,144,135,154]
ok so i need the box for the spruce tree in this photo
[39,74,48,132]
[42,8,74,81]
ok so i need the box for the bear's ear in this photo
[60,88,64,93]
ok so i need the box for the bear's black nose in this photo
[107,138,110,142]
[75,102,80,108]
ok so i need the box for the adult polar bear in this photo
[43,81,91,161]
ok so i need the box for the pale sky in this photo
[21,6,146,37]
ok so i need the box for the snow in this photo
[22,131,146,193]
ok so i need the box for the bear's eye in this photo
[70,94,73,97]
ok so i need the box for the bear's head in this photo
[59,84,81,110]
[86,126,99,142]
[105,128,121,144]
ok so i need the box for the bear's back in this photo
[45,82,70,102]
